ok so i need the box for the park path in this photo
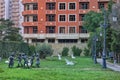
[97,59,120,72]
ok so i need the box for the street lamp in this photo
[100,9,107,68]
[93,35,98,64]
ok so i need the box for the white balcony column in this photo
[55,39,58,44]
[24,39,28,43]
[28,39,32,44]
[45,39,48,43]
[78,39,81,44]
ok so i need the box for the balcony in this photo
[22,10,38,15]
[23,34,46,39]
[79,21,83,26]
[46,22,56,26]
[98,0,110,2]
[22,33,90,39]
[22,0,38,4]
[46,10,56,14]
[46,0,56,2]
[22,22,38,26]
[79,9,90,14]
[79,0,89,2]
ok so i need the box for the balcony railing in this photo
[98,0,110,2]
[79,9,90,14]
[22,33,90,39]
[46,0,56,2]
[22,22,38,26]
[22,0,38,4]
[46,22,56,26]
[79,0,90,2]
[22,10,38,15]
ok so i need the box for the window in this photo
[46,26,55,33]
[80,26,87,33]
[48,39,55,43]
[59,3,66,10]
[46,3,55,10]
[26,4,29,10]
[81,38,88,43]
[80,2,89,9]
[59,27,65,33]
[33,4,38,10]
[98,3,105,9]
[46,14,55,21]
[69,15,76,21]
[33,15,38,21]
[79,14,85,21]
[69,27,75,33]
[58,39,77,43]
[24,27,29,34]
[26,16,29,22]
[33,26,38,33]
[59,15,66,21]
[69,3,76,10]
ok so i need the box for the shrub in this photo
[83,47,90,56]
[62,47,69,56]
[0,41,29,58]
[28,45,36,56]
[71,46,82,56]
[36,43,53,59]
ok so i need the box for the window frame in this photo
[58,2,66,10]
[68,14,76,22]
[58,14,66,22]
[68,2,76,10]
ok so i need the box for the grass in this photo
[0,56,120,80]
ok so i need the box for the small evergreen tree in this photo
[62,47,69,56]
[36,43,53,59]
[71,46,82,56]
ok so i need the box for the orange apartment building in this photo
[22,0,111,44]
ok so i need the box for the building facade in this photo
[0,0,10,19]
[22,0,111,44]
[0,0,23,33]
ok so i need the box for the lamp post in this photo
[101,9,107,68]
[93,34,98,64]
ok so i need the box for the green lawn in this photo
[0,57,120,80]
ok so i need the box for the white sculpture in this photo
[71,54,75,59]
[65,58,74,65]
[28,60,31,67]
[5,60,9,64]
[58,54,62,60]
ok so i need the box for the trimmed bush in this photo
[36,43,53,59]
[71,45,82,56]
[83,47,90,56]
[28,45,36,56]
[62,47,69,56]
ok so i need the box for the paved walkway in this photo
[97,59,120,72]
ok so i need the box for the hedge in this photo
[0,41,29,58]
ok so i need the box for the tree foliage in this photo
[83,11,103,32]
[3,27,23,41]
[62,47,69,56]
[0,41,29,58]
[71,45,82,56]
[0,19,23,41]
[36,43,53,59]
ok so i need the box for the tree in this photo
[71,46,82,56]
[83,11,103,32]
[111,31,120,63]
[0,19,14,40]
[3,27,23,41]
[36,43,53,59]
